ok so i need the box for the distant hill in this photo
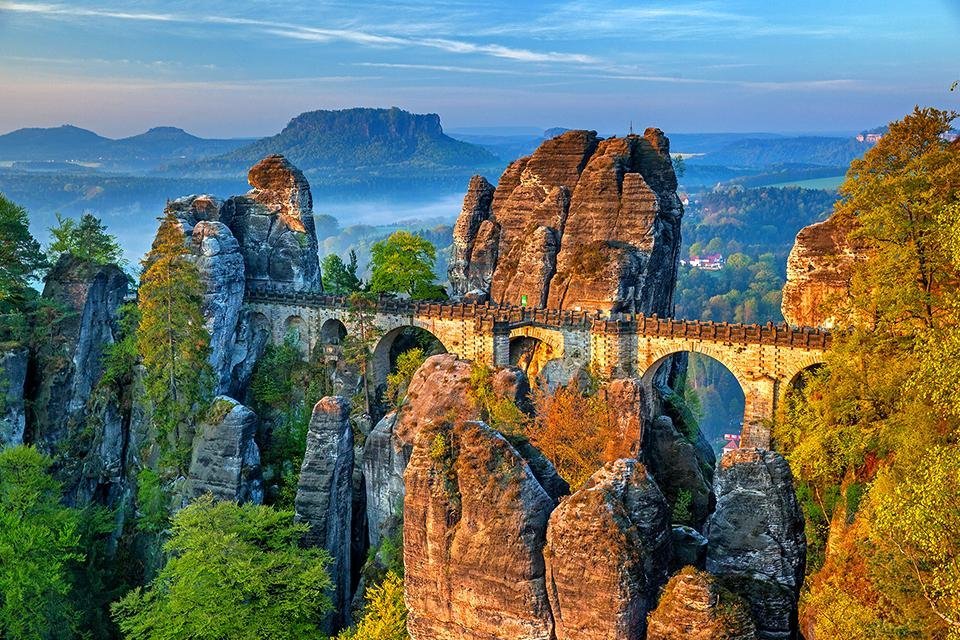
[187,107,502,180]
[0,124,247,171]
[689,136,868,169]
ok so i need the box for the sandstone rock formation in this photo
[29,255,128,454]
[362,411,408,548]
[393,353,479,446]
[221,154,321,292]
[164,197,247,395]
[295,396,354,630]
[670,525,708,571]
[706,449,806,640]
[545,459,671,640]
[598,378,649,457]
[448,129,683,313]
[781,213,866,328]
[187,396,263,504]
[644,415,714,529]
[647,568,758,640]
[404,419,556,640]
[0,348,28,447]
[449,176,496,299]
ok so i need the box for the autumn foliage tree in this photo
[776,107,960,639]
[137,212,212,467]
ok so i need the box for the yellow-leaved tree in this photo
[776,107,960,639]
[137,211,212,470]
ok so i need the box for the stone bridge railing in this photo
[244,284,831,350]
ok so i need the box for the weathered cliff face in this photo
[781,213,866,328]
[164,197,247,395]
[706,449,806,640]
[545,459,671,640]
[187,396,263,504]
[404,419,556,640]
[644,415,714,530]
[598,378,649,457]
[29,255,128,455]
[0,348,28,447]
[647,568,758,640]
[163,155,321,392]
[449,176,496,299]
[362,411,408,548]
[221,154,322,292]
[448,129,683,313]
[295,396,354,631]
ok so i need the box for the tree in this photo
[337,571,407,640]
[0,446,83,640]
[342,292,382,417]
[0,195,47,342]
[47,213,124,266]
[385,347,425,409]
[369,231,440,299]
[111,495,333,640]
[137,212,212,466]
[322,250,362,295]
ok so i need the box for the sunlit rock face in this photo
[647,568,759,640]
[781,213,867,328]
[545,459,671,640]
[449,129,683,313]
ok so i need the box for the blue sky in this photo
[0,0,958,137]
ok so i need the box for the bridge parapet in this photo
[244,284,831,351]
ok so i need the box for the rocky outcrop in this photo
[393,354,479,446]
[781,213,866,328]
[448,129,683,313]
[404,419,556,640]
[221,155,322,292]
[29,255,128,455]
[545,459,671,640]
[449,176,496,299]
[706,449,806,640]
[644,415,714,530]
[295,396,354,630]
[598,378,649,457]
[0,348,28,447]
[362,411,408,548]
[187,396,263,504]
[647,568,758,640]
[164,198,247,395]
[671,525,708,571]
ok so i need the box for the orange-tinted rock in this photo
[449,129,682,312]
[393,354,479,446]
[647,568,758,640]
[545,459,671,640]
[597,378,650,457]
[404,420,556,640]
[781,213,866,328]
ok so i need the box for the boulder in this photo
[295,396,354,630]
[670,525,708,571]
[545,459,671,639]
[30,255,128,456]
[404,420,556,640]
[449,129,683,312]
[187,396,263,504]
[781,213,866,328]
[0,348,28,447]
[646,567,758,640]
[706,449,806,640]
[643,415,713,530]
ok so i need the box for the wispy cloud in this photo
[0,1,598,64]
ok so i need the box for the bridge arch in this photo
[282,314,309,356]
[370,324,451,411]
[508,326,566,381]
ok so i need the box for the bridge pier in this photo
[740,377,778,449]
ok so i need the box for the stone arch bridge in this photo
[245,285,830,448]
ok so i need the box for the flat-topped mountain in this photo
[191,107,501,178]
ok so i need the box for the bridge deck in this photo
[245,285,831,351]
